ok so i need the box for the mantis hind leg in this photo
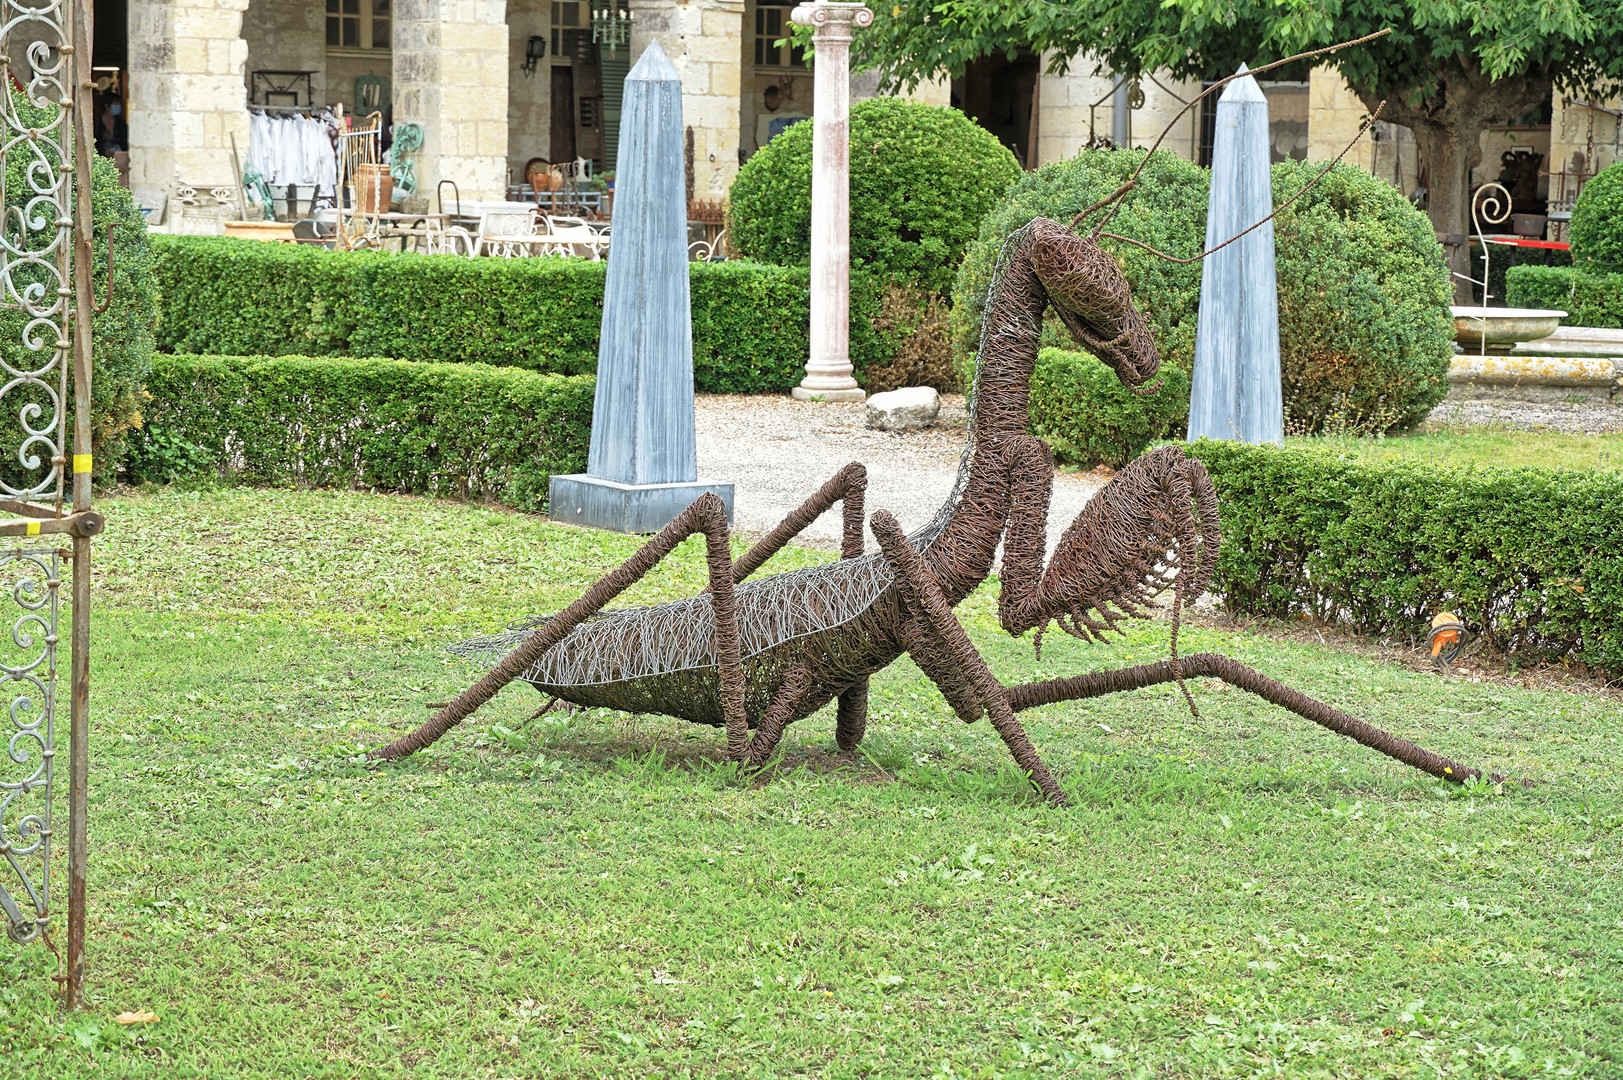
[372,492,748,762]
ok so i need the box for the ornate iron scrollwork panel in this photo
[0,0,73,952]
[0,0,73,504]
[0,549,58,944]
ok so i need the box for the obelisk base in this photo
[549,474,735,535]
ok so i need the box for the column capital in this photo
[791,2,874,35]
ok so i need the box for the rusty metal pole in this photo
[65,0,95,1011]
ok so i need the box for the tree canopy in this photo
[856,0,1622,104]
[848,0,1623,288]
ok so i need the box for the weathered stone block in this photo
[865,386,941,431]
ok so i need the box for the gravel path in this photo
[695,393,1106,555]
[1427,398,1623,433]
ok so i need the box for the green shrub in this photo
[151,237,895,393]
[348,254,605,372]
[859,284,957,393]
[0,95,158,484]
[1507,264,1623,328]
[953,148,1208,385]
[1270,159,1454,435]
[1029,348,1192,469]
[1187,440,1623,674]
[729,98,1022,295]
[131,354,594,511]
[955,152,1452,438]
[1568,161,1623,274]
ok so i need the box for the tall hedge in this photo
[131,354,594,511]
[1507,264,1623,328]
[1188,440,1623,674]
[151,236,890,394]
[1,93,158,482]
[729,98,1022,295]
[1568,161,1623,275]
[954,153,1453,439]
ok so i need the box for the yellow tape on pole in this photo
[72,454,91,474]
[26,521,39,536]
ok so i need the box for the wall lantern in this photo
[522,34,547,77]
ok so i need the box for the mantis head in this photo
[1028,217,1161,389]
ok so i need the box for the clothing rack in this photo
[245,106,343,220]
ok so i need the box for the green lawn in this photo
[3,488,1618,1077]
[1296,425,1623,473]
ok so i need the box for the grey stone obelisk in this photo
[1188,65,1282,445]
[549,42,734,533]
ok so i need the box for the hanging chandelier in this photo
[590,1,633,57]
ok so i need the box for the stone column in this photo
[127,0,251,211]
[393,0,509,201]
[789,2,870,403]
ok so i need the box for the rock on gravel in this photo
[865,386,940,431]
[695,393,1106,557]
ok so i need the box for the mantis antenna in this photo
[1068,28,1394,238]
[1100,100,1387,265]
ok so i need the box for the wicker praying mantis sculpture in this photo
[373,214,1499,803]
[373,34,1504,803]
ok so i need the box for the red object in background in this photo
[1480,237,1570,251]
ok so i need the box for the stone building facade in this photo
[101,0,1619,229]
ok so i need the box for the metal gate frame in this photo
[0,0,100,1010]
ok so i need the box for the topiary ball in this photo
[952,148,1207,385]
[953,150,1453,453]
[1270,158,1453,435]
[1569,161,1623,275]
[728,98,1021,295]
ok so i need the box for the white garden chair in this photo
[421,218,476,256]
[475,210,542,257]
[541,214,609,260]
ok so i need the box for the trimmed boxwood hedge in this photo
[129,354,594,511]
[1506,264,1623,329]
[1187,439,1623,674]
[150,236,891,394]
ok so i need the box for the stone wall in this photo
[392,0,509,200]
[1035,56,1199,167]
[128,0,252,210]
[507,0,552,178]
[630,0,745,197]
[241,0,325,107]
[1550,93,1621,206]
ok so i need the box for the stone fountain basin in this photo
[1451,306,1567,350]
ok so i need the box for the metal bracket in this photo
[91,222,116,314]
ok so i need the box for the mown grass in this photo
[1296,425,1623,473]
[2,487,1619,1078]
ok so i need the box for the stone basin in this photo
[1451,306,1567,351]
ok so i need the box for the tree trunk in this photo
[1348,56,1551,305]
